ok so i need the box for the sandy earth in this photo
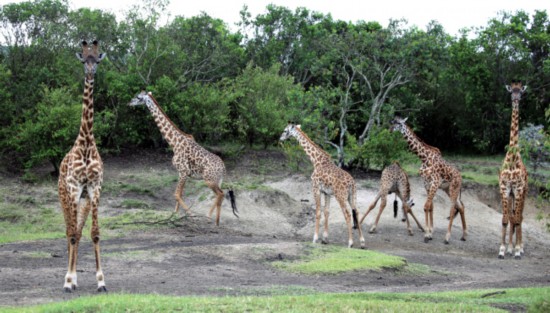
[0,151,549,309]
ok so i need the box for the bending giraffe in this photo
[499,81,528,259]
[129,91,238,225]
[58,40,107,292]
[280,123,365,248]
[390,116,466,244]
[359,162,424,236]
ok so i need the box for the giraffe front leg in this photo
[63,198,80,292]
[174,176,191,214]
[423,184,437,243]
[370,196,387,234]
[90,188,106,292]
[322,194,330,244]
[312,185,321,244]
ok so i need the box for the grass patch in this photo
[4,287,548,312]
[272,244,406,274]
[0,204,65,244]
[119,199,152,210]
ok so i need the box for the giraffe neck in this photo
[503,102,522,169]
[294,129,331,166]
[145,97,186,148]
[77,78,95,143]
[401,125,433,161]
[508,102,520,149]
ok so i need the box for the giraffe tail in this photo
[228,189,239,218]
[393,194,398,218]
[351,184,359,229]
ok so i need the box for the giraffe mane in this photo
[295,127,332,159]
[404,124,441,154]
[147,92,190,138]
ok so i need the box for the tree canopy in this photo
[0,0,548,172]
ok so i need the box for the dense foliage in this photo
[0,0,548,172]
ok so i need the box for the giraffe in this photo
[498,81,528,259]
[390,116,467,244]
[58,40,107,292]
[359,161,425,235]
[129,91,238,225]
[279,123,365,248]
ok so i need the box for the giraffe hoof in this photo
[63,287,73,293]
[460,237,466,241]
[401,218,406,222]
[424,237,430,243]
[498,254,505,259]
[97,286,107,292]
[444,240,449,245]
[514,255,522,260]
[321,239,329,245]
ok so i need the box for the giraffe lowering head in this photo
[76,40,106,80]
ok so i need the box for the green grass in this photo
[3,287,548,312]
[0,204,65,244]
[272,244,406,274]
[119,199,152,210]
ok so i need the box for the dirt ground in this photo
[1,151,549,308]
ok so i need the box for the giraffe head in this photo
[280,123,301,141]
[505,80,527,107]
[76,40,106,80]
[389,115,408,134]
[129,90,153,108]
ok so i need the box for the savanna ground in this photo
[0,149,549,311]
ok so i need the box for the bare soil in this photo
[1,150,549,308]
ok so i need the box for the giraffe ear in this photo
[506,85,512,92]
[521,85,527,92]
[296,124,301,129]
[97,53,106,62]
[76,53,85,63]
[402,117,408,123]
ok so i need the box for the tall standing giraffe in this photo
[129,91,238,225]
[390,116,467,244]
[58,40,106,292]
[359,161,424,236]
[280,123,364,248]
[499,81,528,259]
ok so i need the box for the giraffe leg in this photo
[370,196,387,234]
[207,184,224,226]
[405,204,425,233]
[62,189,81,292]
[397,195,413,236]
[322,193,330,244]
[312,184,321,244]
[359,194,380,225]
[498,186,510,258]
[444,185,461,244]
[423,185,437,243]
[174,176,191,214]
[349,188,365,248]
[337,197,354,248]
[89,188,106,292]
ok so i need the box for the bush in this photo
[347,126,413,171]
